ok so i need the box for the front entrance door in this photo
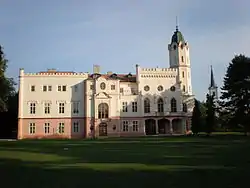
[99,123,108,136]
[145,119,156,135]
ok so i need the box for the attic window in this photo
[173,45,176,50]
[92,73,101,79]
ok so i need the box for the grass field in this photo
[0,135,249,188]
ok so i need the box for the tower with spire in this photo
[168,19,192,96]
[208,65,218,100]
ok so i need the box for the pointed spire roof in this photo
[210,65,216,87]
[171,17,185,44]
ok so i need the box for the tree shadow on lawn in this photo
[0,139,249,168]
[0,157,248,188]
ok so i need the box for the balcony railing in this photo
[144,111,188,116]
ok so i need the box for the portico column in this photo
[143,120,146,136]
[170,119,173,134]
[155,119,158,134]
[182,119,186,134]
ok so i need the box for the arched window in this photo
[183,85,186,92]
[157,98,164,113]
[183,103,187,112]
[144,98,150,113]
[98,103,109,119]
[171,98,177,112]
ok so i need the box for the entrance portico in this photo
[144,117,190,135]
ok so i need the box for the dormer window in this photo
[127,73,132,78]
[92,73,101,79]
[110,73,117,78]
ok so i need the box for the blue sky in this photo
[1,0,249,100]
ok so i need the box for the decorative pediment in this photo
[95,92,112,99]
[56,100,67,104]
[41,100,52,104]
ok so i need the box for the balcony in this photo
[144,111,189,117]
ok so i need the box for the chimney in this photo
[93,65,100,74]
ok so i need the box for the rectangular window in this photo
[48,85,52,91]
[132,121,138,132]
[73,122,79,133]
[58,85,66,92]
[182,71,184,78]
[43,85,52,92]
[31,85,35,92]
[30,103,36,114]
[58,85,61,91]
[73,102,79,114]
[58,122,65,134]
[122,121,129,132]
[44,123,50,134]
[59,103,65,114]
[44,103,50,114]
[120,88,124,93]
[43,85,47,92]
[111,85,115,90]
[90,85,94,90]
[62,85,66,91]
[132,102,137,112]
[122,102,128,112]
[29,123,36,134]
[183,85,186,92]
[181,56,184,62]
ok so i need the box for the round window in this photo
[144,85,150,91]
[157,85,163,91]
[170,86,176,92]
[100,82,106,90]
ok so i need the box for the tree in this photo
[205,94,216,135]
[220,54,250,134]
[199,100,207,131]
[191,99,202,135]
[0,45,16,112]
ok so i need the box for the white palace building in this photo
[17,26,196,139]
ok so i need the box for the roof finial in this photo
[176,16,178,31]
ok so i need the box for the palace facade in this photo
[18,27,195,139]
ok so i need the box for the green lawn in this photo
[0,135,249,188]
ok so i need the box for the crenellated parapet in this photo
[20,68,89,78]
[139,67,178,78]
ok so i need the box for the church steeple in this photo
[208,65,218,99]
[176,16,179,31]
[210,65,216,87]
